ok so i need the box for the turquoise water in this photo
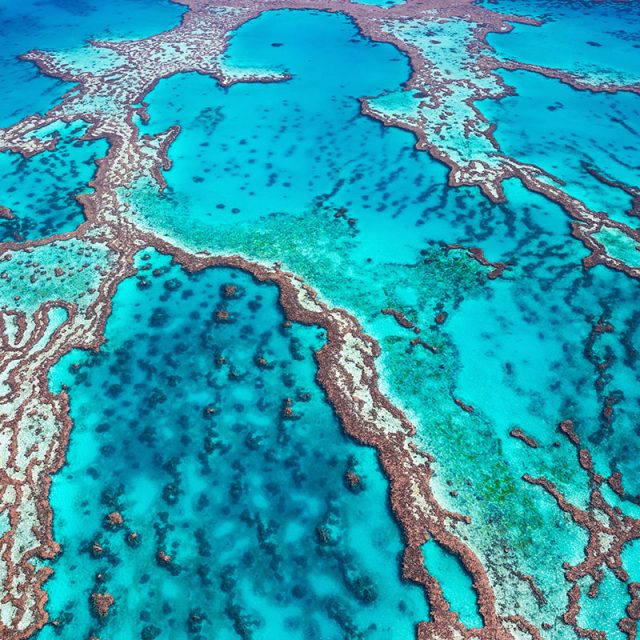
[127,8,640,635]
[482,0,640,86]
[2,1,640,638]
[421,539,481,629]
[0,123,108,240]
[134,10,414,236]
[480,70,640,218]
[40,250,428,639]
[0,0,184,126]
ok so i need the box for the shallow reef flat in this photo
[0,0,186,127]
[0,0,639,639]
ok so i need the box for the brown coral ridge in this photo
[509,428,539,449]
[584,165,640,219]
[454,398,475,413]
[410,337,438,353]
[0,206,15,220]
[90,593,114,618]
[443,243,510,280]
[514,571,547,607]
[143,236,542,640]
[619,582,640,639]
[0,236,136,639]
[522,419,640,639]
[584,316,620,431]
[0,0,637,637]
[381,307,416,330]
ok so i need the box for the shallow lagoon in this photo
[41,251,428,639]
[14,2,640,637]
[0,123,108,241]
[129,8,640,635]
[480,69,640,219]
[482,0,640,86]
[0,0,184,126]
